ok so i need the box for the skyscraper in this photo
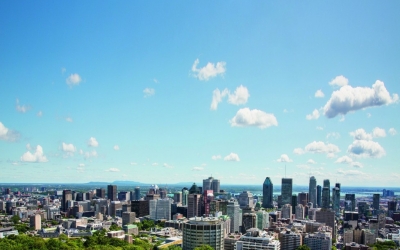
[372,194,380,211]
[182,188,189,206]
[182,217,225,250]
[281,178,292,207]
[96,188,105,198]
[262,177,273,209]
[107,185,117,201]
[187,193,201,218]
[317,185,322,208]
[203,177,221,193]
[227,200,240,233]
[62,190,72,212]
[298,192,308,206]
[345,194,356,211]
[134,187,141,200]
[322,179,330,209]
[332,183,340,215]
[309,176,317,208]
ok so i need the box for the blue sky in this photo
[1,1,399,186]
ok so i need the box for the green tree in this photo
[332,246,337,250]
[168,245,183,250]
[11,215,20,224]
[296,245,311,250]
[109,223,122,231]
[194,245,214,250]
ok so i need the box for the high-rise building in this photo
[187,193,201,218]
[345,194,356,211]
[118,191,130,201]
[182,217,225,250]
[30,213,41,230]
[316,209,336,239]
[372,194,380,211]
[281,178,293,207]
[159,188,167,199]
[235,229,280,250]
[358,202,369,217]
[122,212,136,225]
[203,190,214,216]
[109,201,122,217]
[182,188,189,206]
[203,177,221,193]
[242,213,257,232]
[298,192,308,206]
[309,176,317,208]
[332,183,340,215]
[291,195,297,214]
[107,185,117,201]
[212,179,220,193]
[295,204,304,220]
[256,210,269,230]
[279,230,301,250]
[149,198,172,220]
[304,231,332,250]
[262,177,274,209]
[96,188,105,198]
[62,190,72,212]
[322,187,330,209]
[317,185,322,208]
[227,200,240,233]
[131,200,149,217]
[174,191,182,204]
[134,187,141,200]
[281,204,292,220]
[238,191,254,209]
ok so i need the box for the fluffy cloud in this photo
[327,132,340,139]
[315,90,325,98]
[62,142,76,154]
[277,154,293,162]
[113,145,120,150]
[66,73,82,86]
[372,127,386,138]
[335,156,353,164]
[211,155,221,160]
[152,163,159,166]
[347,140,385,158]
[224,153,240,162]
[329,75,349,87]
[20,145,48,163]
[230,108,278,129]
[37,111,43,117]
[87,137,99,147]
[106,168,120,172]
[143,88,155,97]
[0,122,20,142]
[79,163,85,167]
[84,150,98,159]
[307,159,316,164]
[191,58,226,81]
[389,128,397,136]
[210,85,249,110]
[192,166,204,171]
[295,141,340,157]
[323,80,398,118]
[163,163,173,168]
[306,109,320,120]
[15,99,30,113]
[65,117,73,122]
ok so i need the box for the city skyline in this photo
[1,2,400,186]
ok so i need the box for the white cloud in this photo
[323,80,398,118]
[130,162,137,166]
[315,90,325,98]
[37,111,43,117]
[15,99,30,113]
[113,145,120,150]
[277,154,293,162]
[20,145,48,163]
[62,142,76,153]
[106,168,120,172]
[350,128,373,140]
[335,155,353,164]
[295,141,340,157]
[316,126,324,131]
[372,127,386,138]
[0,122,19,142]
[65,117,73,122]
[211,155,221,160]
[230,108,278,129]
[327,132,340,139]
[153,78,159,83]
[227,85,250,105]
[152,163,159,166]
[191,58,226,81]
[329,75,349,87]
[143,88,155,97]
[84,150,98,159]
[337,169,367,176]
[224,153,240,162]
[210,88,229,110]
[87,137,99,147]
[79,163,85,167]
[210,85,249,110]
[66,73,82,86]
[293,148,305,155]
[351,161,363,168]
[347,140,385,158]
[163,163,173,168]
[389,128,397,136]
[192,166,204,171]
[306,109,320,120]
[307,159,316,164]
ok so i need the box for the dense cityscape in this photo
[0,176,399,249]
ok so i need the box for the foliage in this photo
[11,215,20,225]
[295,245,311,250]
[109,223,122,231]
[369,240,397,250]
[331,246,337,250]
[167,245,182,250]
[0,230,153,250]
[194,245,214,250]
[134,220,155,231]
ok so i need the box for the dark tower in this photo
[107,185,117,201]
[262,177,273,208]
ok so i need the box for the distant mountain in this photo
[112,180,147,186]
